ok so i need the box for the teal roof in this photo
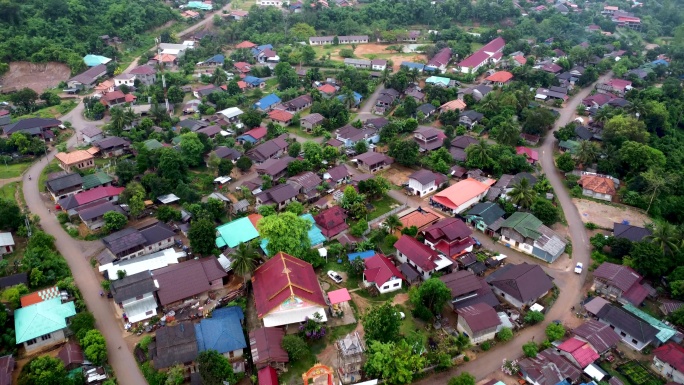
[216,217,259,248]
[82,172,113,190]
[426,76,451,86]
[500,212,543,240]
[172,136,182,145]
[83,54,111,67]
[15,298,76,343]
[558,140,580,153]
[187,1,213,10]
[260,214,324,254]
[144,139,164,150]
[623,303,676,343]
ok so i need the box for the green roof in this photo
[144,139,164,150]
[558,140,580,153]
[14,298,76,343]
[623,303,676,343]
[171,136,182,145]
[500,212,543,240]
[215,217,259,249]
[82,172,113,190]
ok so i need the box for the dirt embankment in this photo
[1,61,72,93]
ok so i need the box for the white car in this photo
[327,270,343,283]
[574,263,583,274]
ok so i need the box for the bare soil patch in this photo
[1,62,71,93]
[572,198,651,229]
[378,164,417,186]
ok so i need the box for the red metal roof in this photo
[258,366,279,385]
[654,343,684,373]
[242,126,267,141]
[252,252,327,318]
[318,84,336,94]
[236,41,258,49]
[516,146,539,161]
[363,254,404,287]
[74,186,124,206]
[314,206,348,238]
[558,337,599,368]
[394,235,439,271]
[249,327,288,367]
[485,71,513,83]
[268,109,294,122]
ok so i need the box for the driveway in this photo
[357,84,385,121]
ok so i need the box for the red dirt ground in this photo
[1,61,72,93]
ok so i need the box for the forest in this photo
[0,0,177,73]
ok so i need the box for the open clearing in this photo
[1,61,71,93]
[313,43,428,71]
[573,198,651,229]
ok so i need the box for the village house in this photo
[100,90,136,108]
[150,322,198,369]
[652,343,684,383]
[81,126,103,144]
[459,110,484,129]
[440,270,500,310]
[422,218,475,258]
[426,47,452,73]
[449,135,480,162]
[464,202,505,236]
[516,146,539,164]
[46,173,83,201]
[353,152,393,173]
[314,206,348,239]
[254,93,282,111]
[363,253,404,294]
[572,319,621,354]
[301,113,325,131]
[308,35,369,45]
[109,270,159,323]
[252,252,328,327]
[92,136,130,158]
[58,342,84,371]
[55,150,95,172]
[556,338,600,368]
[439,99,467,113]
[57,185,124,217]
[323,165,351,186]
[407,169,447,197]
[457,37,505,73]
[3,117,61,141]
[215,215,261,250]
[613,222,651,242]
[14,297,76,353]
[250,327,288,371]
[152,258,227,309]
[371,59,387,71]
[0,233,14,256]
[486,263,554,309]
[431,177,495,214]
[344,58,371,69]
[129,65,157,86]
[218,107,245,127]
[67,64,107,90]
[237,126,267,144]
[592,262,649,306]
[317,83,338,98]
[394,235,453,281]
[456,303,501,343]
[518,349,582,385]
[287,171,322,201]
[597,79,632,96]
[212,146,242,163]
[458,85,493,102]
[195,307,247,373]
[197,54,225,69]
[499,212,566,263]
[247,135,289,163]
[484,71,514,85]
[97,248,186,279]
[100,222,175,262]
[255,157,294,180]
[417,103,437,118]
[78,201,127,230]
[255,184,299,210]
[268,109,294,126]
[283,94,313,113]
[578,173,618,201]
[597,304,658,351]
[114,73,136,88]
[413,126,445,152]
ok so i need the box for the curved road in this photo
[22,104,148,385]
[414,72,614,384]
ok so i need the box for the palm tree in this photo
[534,175,552,194]
[496,121,522,147]
[108,107,126,136]
[380,67,391,85]
[383,214,402,234]
[574,140,600,168]
[231,242,260,281]
[508,178,536,210]
[593,107,614,127]
[150,102,169,124]
[647,222,680,256]
[211,67,228,86]
[466,139,492,169]
[408,68,419,83]
[341,88,356,109]
[626,98,646,118]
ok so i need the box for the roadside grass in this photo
[39,159,62,192]
[0,182,20,201]
[0,162,32,179]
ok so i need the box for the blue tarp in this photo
[347,250,376,260]
[83,54,111,67]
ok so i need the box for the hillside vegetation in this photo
[0,0,177,74]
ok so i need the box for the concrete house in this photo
[440,270,500,310]
[314,206,349,239]
[457,37,505,73]
[249,327,288,370]
[287,171,322,201]
[336,125,379,148]
[464,202,505,236]
[363,254,404,294]
[459,110,484,129]
[422,218,475,258]
[486,263,554,309]
[353,152,393,173]
[283,95,313,113]
[301,113,325,131]
[592,262,649,306]
[92,136,130,158]
[77,201,126,230]
[0,233,14,256]
[456,303,501,343]
[255,184,298,210]
[394,235,453,281]
[413,126,445,152]
[518,349,582,385]
[597,304,658,351]
[152,258,227,308]
[407,169,447,197]
[578,173,618,201]
[114,73,136,87]
[652,343,684,384]
[46,173,83,201]
[195,307,247,373]
[572,319,621,354]
[81,126,103,144]
[255,157,294,180]
[14,298,76,353]
[247,135,289,163]
[67,64,107,90]
[499,212,566,263]
[110,270,159,323]
[55,150,95,172]
[129,65,157,86]
[431,177,495,214]
[344,58,371,69]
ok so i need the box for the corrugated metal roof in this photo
[14,298,76,343]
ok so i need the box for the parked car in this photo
[574,262,583,274]
[327,270,343,283]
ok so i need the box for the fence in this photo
[365,204,409,235]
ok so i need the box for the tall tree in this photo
[646,221,680,256]
[197,350,237,385]
[188,218,217,256]
[231,242,260,280]
[465,139,492,169]
[257,212,311,257]
[361,302,402,343]
[364,339,426,385]
[508,178,536,210]
[574,140,600,168]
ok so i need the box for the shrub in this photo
[139,336,153,353]
[57,212,69,224]
[497,327,513,342]
[524,310,545,324]
[522,341,538,357]
[281,335,308,361]
[481,342,491,351]
[585,222,598,230]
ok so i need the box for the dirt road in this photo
[21,105,148,384]
[357,84,385,122]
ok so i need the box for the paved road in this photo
[21,105,148,384]
[357,84,385,121]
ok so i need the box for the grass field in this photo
[367,195,401,221]
[0,182,19,201]
[0,162,32,179]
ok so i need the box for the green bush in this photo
[139,336,153,353]
[481,342,491,351]
[585,222,598,230]
[57,212,69,224]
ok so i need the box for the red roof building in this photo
[516,146,539,163]
[252,252,327,327]
[314,206,348,238]
[422,218,475,258]
[485,71,513,84]
[653,342,684,376]
[75,186,125,206]
[258,366,279,385]
[267,109,294,124]
[249,327,288,370]
[557,337,600,368]
[363,254,404,293]
[234,62,252,73]
[318,84,336,94]
[394,235,453,280]
[240,126,268,142]
[457,37,505,73]
[513,55,527,66]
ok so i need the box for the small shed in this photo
[0,232,15,256]
[157,194,180,205]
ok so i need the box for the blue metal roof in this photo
[651,59,669,67]
[251,44,274,55]
[195,306,246,354]
[401,62,425,70]
[244,76,264,86]
[236,134,258,144]
[336,91,362,106]
[254,93,282,110]
[204,54,225,64]
[347,250,376,260]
